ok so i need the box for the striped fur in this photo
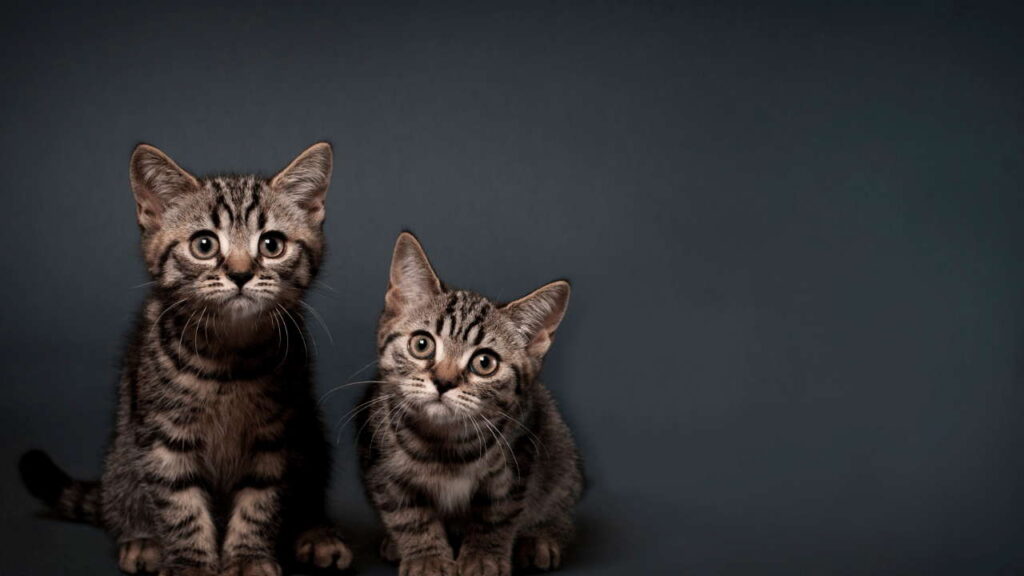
[358,233,583,576]
[20,143,351,576]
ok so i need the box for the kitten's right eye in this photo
[408,333,436,359]
[189,233,220,259]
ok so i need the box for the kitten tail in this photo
[19,449,101,525]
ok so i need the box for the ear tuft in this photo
[502,280,571,358]
[129,144,199,232]
[385,232,443,313]
[271,142,333,224]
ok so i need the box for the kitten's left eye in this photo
[408,332,436,359]
[469,352,499,377]
[259,232,286,258]
[189,232,219,259]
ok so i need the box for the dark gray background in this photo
[1,1,1022,574]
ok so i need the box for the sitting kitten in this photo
[358,232,583,576]
[20,143,351,576]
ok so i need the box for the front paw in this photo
[218,558,282,576]
[515,536,562,571]
[295,526,353,571]
[456,551,511,576]
[400,554,457,576]
[119,539,161,574]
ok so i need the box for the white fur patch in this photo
[151,444,196,478]
[424,474,476,513]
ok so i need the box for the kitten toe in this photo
[515,537,562,571]
[400,554,457,576]
[456,552,511,576]
[118,539,160,574]
[294,526,353,570]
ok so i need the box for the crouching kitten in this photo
[358,232,583,576]
[20,143,351,576]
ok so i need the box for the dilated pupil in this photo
[199,238,212,252]
[417,339,427,350]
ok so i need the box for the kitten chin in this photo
[219,294,269,317]
[420,399,464,425]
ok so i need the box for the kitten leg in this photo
[456,475,524,576]
[294,525,353,571]
[368,479,455,576]
[457,522,518,576]
[104,435,162,573]
[143,447,218,575]
[219,455,284,569]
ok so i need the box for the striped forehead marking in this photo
[208,177,267,231]
[435,292,493,345]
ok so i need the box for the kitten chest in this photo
[196,384,269,487]
[395,455,492,515]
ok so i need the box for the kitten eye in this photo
[469,352,500,377]
[189,233,219,259]
[408,332,436,359]
[259,232,286,258]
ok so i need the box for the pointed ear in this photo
[385,232,443,314]
[271,142,332,224]
[502,280,571,358]
[129,144,200,232]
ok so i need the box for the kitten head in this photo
[130,142,331,322]
[377,232,570,425]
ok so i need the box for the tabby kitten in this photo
[19,143,351,576]
[358,233,583,576]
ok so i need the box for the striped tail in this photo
[19,450,102,525]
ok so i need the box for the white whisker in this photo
[318,380,389,406]
[345,359,379,382]
[370,399,409,453]
[481,414,520,479]
[178,307,200,356]
[278,305,310,360]
[277,309,291,368]
[492,408,546,456]
[148,298,188,337]
[193,307,207,359]
[299,300,334,345]
[335,394,393,445]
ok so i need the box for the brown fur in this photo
[357,232,583,576]
[20,143,350,576]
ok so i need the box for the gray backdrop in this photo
[1,1,1022,574]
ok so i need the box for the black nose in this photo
[227,271,254,288]
[433,379,457,395]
